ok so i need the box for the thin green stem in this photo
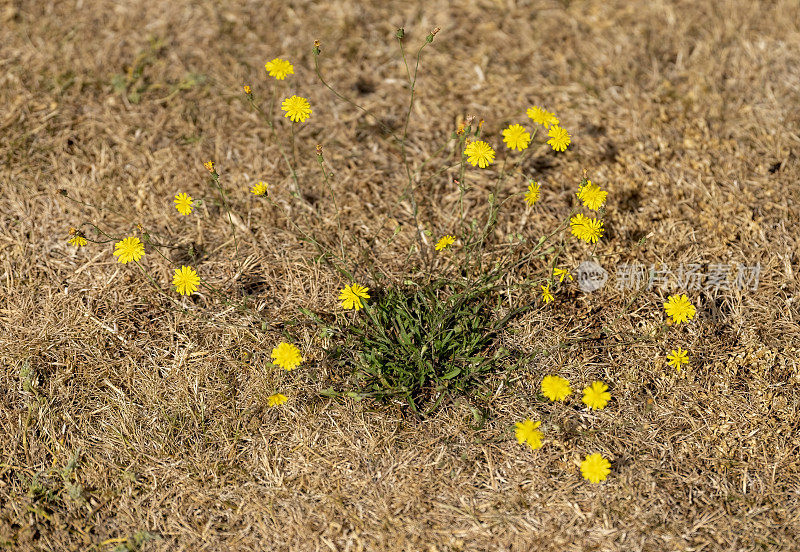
[316,153,346,260]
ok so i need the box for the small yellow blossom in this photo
[251,182,269,196]
[464,140,495,168]
[553,267,573,282]
[667,347,690,371]
[268,393,288,407]
[264,58,294,80]
[581,453,611,483]
[339,283,370,310]
[541,284,554,304]
[514,419,543,451]
[281,95,312,123]
[435,235,456,251]
[569,213,604,243]
[547,125,571,152]
[577,181,607,210]
[68,229,87,248]
[174,192,193,215]
[541,375,571,402]
[663,295,696,324]
[582,381,611,410]
[243,85,252,95]
[113,236,145,264]
[524,181,540,207]
[203,160,215,174]
[271,342,303,371]
[502,123,531,151]
[526,106,559,129]
[172,266,200,296]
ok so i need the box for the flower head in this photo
[203,160,215,174]
[541,375,571,401]
[173,266,200,296]
[435,235,456,251]
[271,342,303,371]
[251,181,269,196]
[514,419,543,450]
[264,58,294,80]
[547,125,571,152]
[268,393,288,407]
[281,95,312,123]
[526,106,559,129]
[581,453,611,483]
[174,192,194,215]
[502,123,531,151]
[663,294,696,324]
[541,284,554,304]
[577,181,607,210]
[339,283,370,310]
[524,181,540,207]
[553,267,573,282]
[113,236,145,264]
[243,84,252,95]
[569,213,604,243]
[68,228,87,248]
[582,381,611,410]
[667,346,690,371]
[464,140,495,168]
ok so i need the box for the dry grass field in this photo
[2,0,800,550]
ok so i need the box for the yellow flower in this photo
[251,181,269,196]
[526,106,559,129]
[173,266,200,296]
[464,140,495,168]
[514,419,543,451]
[547,125,571,152]
[243,84,252,95]
[268,393,288,407]
[541,284,554,304]
[281,95,312,123]
[435,235,456,251]
[577,181,607,210]
[68,229,87,248]
[580,453,611,483]
[582,381,611,410]
[553,267,573,282]
[174,192,193,215]
[271,342,303,371]
[667,347,690,371]
[502,123,531,151]
[569,213,604,243]
[524,181,540,207]
[203,160,215,173]
[541,375,571,402]
[113,236,145,264]
[663,294,696,324]
[265,58,294,80]
[339,283,370,310]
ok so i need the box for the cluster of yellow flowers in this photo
[462,105,571,170]
[516,375,612,483]
[569,179,607,244]
[663,294,696,371]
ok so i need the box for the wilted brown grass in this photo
[2,0,800,550]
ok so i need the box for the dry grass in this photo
[2,0,800,550]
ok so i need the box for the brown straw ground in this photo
[2,0,800,550]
